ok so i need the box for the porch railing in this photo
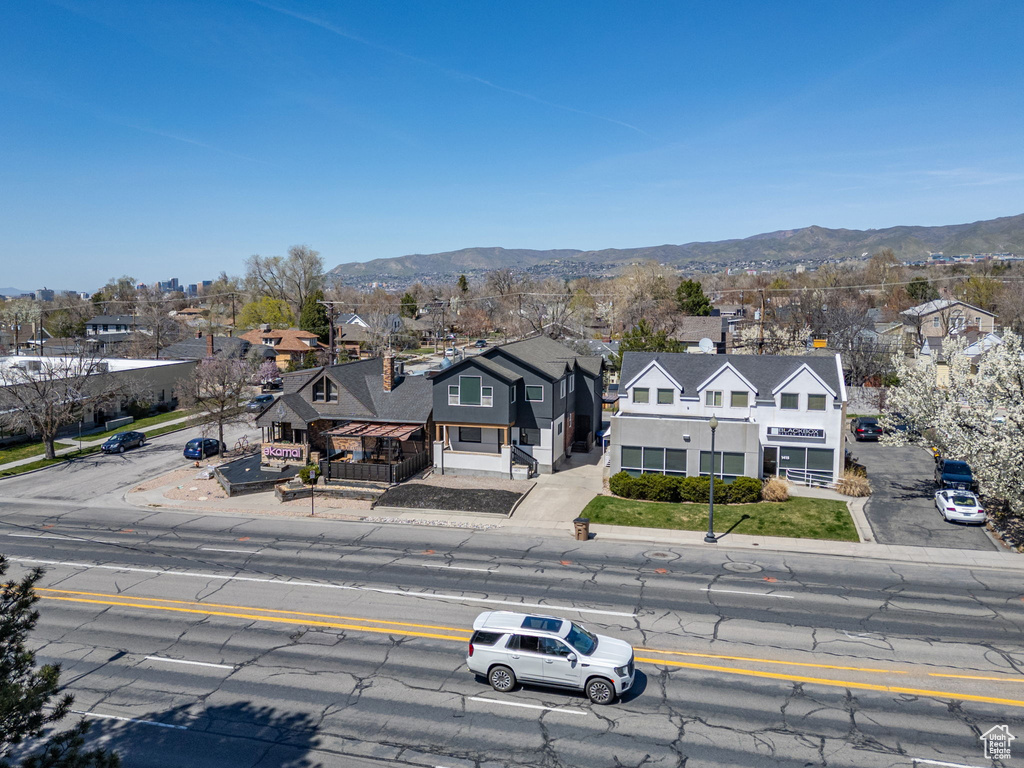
[321,450,430,485]
[510,444,538,477]
[781,468,836,489]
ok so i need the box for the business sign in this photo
[767,426,825,439]
[262,441,307,465]
[812,339,828,348]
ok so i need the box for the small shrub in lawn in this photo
[728,476,762,504]
[762,476,790,502]
[677,476,705,503]
[836,471,871,497]
[644,473,679,502]
[609,471,636,498]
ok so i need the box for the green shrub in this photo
[609,471,635,498]
[643,473,679,502]
[727,476,762,504]
[677,476,705,503]
[297,464,319,484]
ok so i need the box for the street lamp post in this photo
[309,465,317,517]
[705,415,718,544]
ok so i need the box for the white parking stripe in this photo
[912,758,988,768]
[70,709,187,729]
[9,557,637,618]
[468,696,588,715]
[701,588,795,599]
[144,656,235,670]
[200,548,260,554]
[420,564,495,572]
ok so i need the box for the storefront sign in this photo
[767,426,825,439]
[262,441,307,465]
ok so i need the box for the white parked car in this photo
[466,611,635,705]
[934,489,986,524]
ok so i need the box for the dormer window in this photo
[633,388,649,404]
[730,391,748,408]
[704,390,723,407]
[657,388,673,404]
[780,393,799,410]
[807,394,826,411]
[312,377,337,403]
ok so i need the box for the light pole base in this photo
[704,534,718,543]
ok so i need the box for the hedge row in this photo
[608,472,763,504]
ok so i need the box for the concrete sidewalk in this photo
[0,412,204,473]
[124,456,1024,572]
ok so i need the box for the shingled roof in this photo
[487,335,603,378]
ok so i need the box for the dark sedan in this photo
[184,438,224,460]
[101,431,146,454]
[851,417,883,441]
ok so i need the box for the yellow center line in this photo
[37,588,1024,708]
[37,588,471,634]
[633,656,1024,709]
[929,672,1024,683]
[635,646,907,674]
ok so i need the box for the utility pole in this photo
[230,292,236,328]
[757,289,766,355]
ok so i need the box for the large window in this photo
[699,451,745,482]
[657,389,673,404]
[621,446,686,477]
[780,393,799,410]
[779,447,835,481]
[807,394,827,411]
[705,390,722,407]
[633,388,649,404]
[526,385,544,402]
[730,391,748,408]
[458,427,482,443]
[448,377,493,406]
[312,378,337,403]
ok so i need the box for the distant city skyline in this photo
[3,1,1023,288]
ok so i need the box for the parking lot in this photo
[852,436,996,551]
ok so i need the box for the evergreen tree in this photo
[906,277,939,303]
[0,556,120,768]
[298,289,330,342]
[675,279,712,316]
[457,275,469,294]
[611,319,682,369]
[400,293,418,319]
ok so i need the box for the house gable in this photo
[771,362,838,399]
[695,362,758,398]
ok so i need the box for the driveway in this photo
[853,436,996,550]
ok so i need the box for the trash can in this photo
[573,517,590,541]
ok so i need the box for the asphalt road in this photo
[2,439,1023,767]
[854,436,996,550]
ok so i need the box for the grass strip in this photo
[0,447,103,478]
[87,408,200,440]
[0,441,74,464]
[580,494,858,542]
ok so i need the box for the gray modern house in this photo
[610,351,847,485]
[430,336,604,478]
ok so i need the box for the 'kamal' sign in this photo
[262,441,307,465]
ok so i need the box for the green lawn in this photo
[0,446,102,478]
[581,495,858,542]
[88,408,198,440]
[0,441,74,464]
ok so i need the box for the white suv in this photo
[466,611,635,705]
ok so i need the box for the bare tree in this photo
[126,288,186,359]
[181,356,255,449]
[0,352,145,459]
[359,290,399,355]
[0,299,41,355]
[244,245,325,319]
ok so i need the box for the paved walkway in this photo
[118,447,1024,571]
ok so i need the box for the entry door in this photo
[762,446,778,477]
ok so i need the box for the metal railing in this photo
[510,444,539,477]
[322,450,430,485]
[781,468,836,489]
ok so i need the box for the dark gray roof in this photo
[258,357,432,427]
[487,335,603,379]
[620,351,842,399]
[468,356,522,382]
[161,336,270,360]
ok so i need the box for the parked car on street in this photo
[851,417,883,441]
[466,611,635,705]
[474,339,488,348]
[101,431,146,454]
[934,489,986,524]
[183,438,224,460]
[444,348,459,358]
[245,393,275,412]
[935,459,976,491]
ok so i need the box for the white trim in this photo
[695,362,758,396]
[621,358,684,392]
[771,362,838,398]
[834,353,847,404]
[525,384,544,402]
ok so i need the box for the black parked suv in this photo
[935,459,976,492]
[851,417,883,441]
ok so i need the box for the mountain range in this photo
[328,212,1024,283]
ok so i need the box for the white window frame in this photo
[780,392,799,410]
[807,394,827,411]
[569,376,575,393]
[448,384,459,405]
[730,390,748,408]
[560,379,566,398]
[526,385,544,402]
[482,386,493,407]
[657,388,674,405]
[510,386,516,403]
[704,390,723,407]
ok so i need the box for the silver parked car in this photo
[466,611,635,705]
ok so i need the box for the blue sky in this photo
[2,1,1023,290]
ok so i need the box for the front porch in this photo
[432,422,538,479]
[322,421,431,485]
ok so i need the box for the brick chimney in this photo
[382,351,395,392]
[207,333,214,358]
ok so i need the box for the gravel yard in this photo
[374,474,534,515]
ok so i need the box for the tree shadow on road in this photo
[84,701,323,768]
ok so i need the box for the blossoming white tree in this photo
[882,332,1024,518]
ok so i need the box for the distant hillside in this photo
[328,213,1024,283]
